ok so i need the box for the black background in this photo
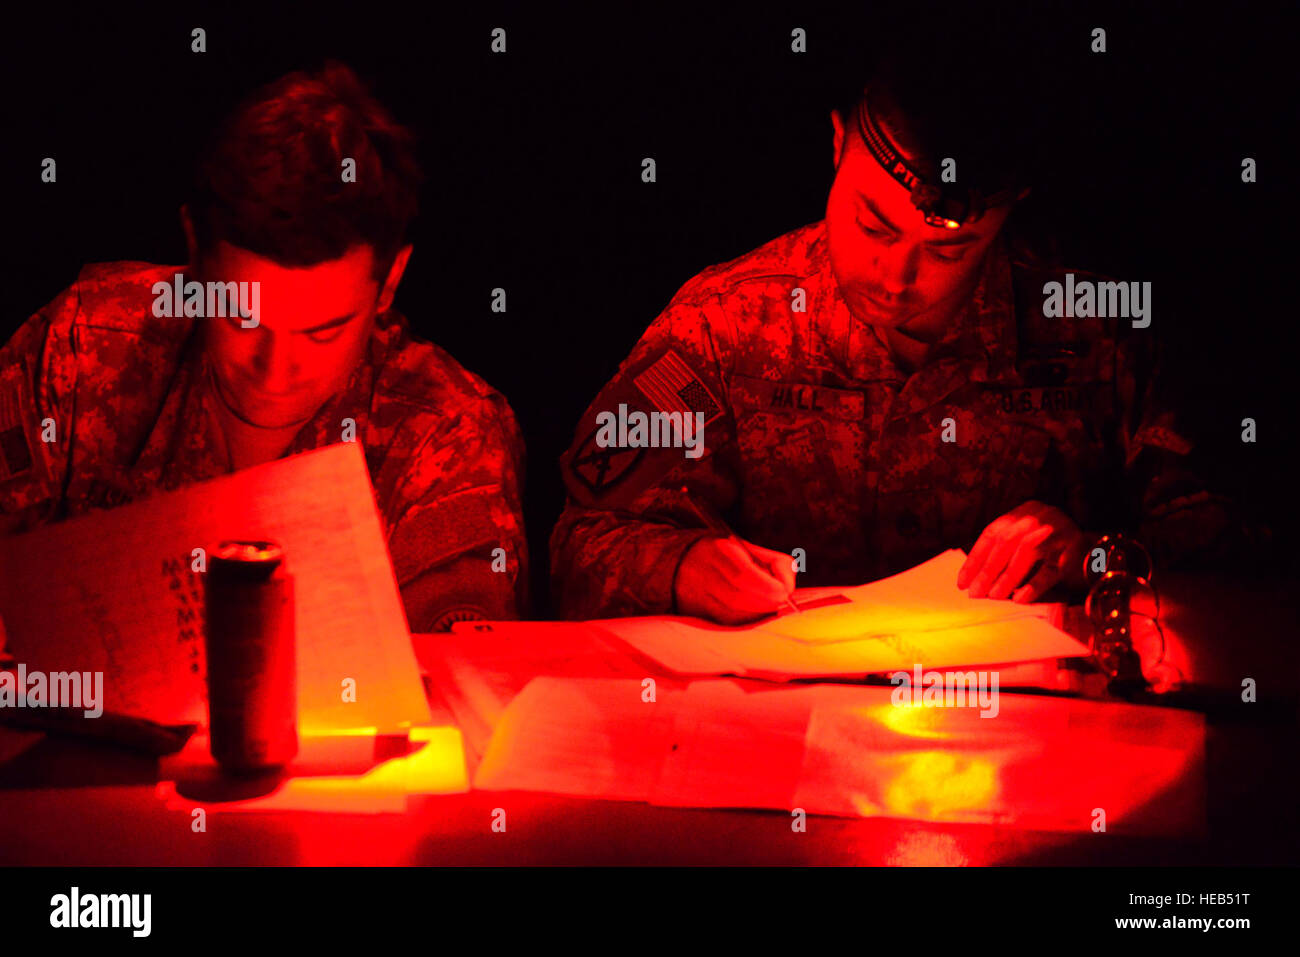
[8,865,1289,941]
[2,0,1293,612]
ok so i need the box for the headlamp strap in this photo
[855,93,1017,228]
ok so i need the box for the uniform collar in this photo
[807,225,898,383]
[129,327,229,488]
[131,324,379,485]
[969,234,1019,380]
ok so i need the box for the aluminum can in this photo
[204,540,297,772]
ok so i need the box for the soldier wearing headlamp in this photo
[552,26,1240,624]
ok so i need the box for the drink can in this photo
[203,540,297,772]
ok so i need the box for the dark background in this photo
[2,0,1292,613]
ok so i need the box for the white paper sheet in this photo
[155,725,468,814]
[473,676,1206,836]
[0,443,430,734]
[590,550,1088,680]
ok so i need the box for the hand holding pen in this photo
[672,488,801,624]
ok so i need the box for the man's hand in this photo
[674,536,797,625]
[958,501,1091,603]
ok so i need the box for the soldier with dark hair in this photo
[0,62,529,633]
[551,30,1238,624]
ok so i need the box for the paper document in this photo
[0,443,430,734]
[590,550,1088,680]
[474,677,1206,837]
[420,621,649,765]
[155,725,468,815]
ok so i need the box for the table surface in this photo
[2,571,1296,866]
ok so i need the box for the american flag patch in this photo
[632,350,722,425]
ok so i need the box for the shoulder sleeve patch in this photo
[633,349,723,425]
[565,347,727,507]
[569,430,648,498]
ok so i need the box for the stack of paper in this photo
[589,550,1089,680]
[419,621,652,764]
[473,677,1206,836]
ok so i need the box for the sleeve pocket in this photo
[387,484,512,587]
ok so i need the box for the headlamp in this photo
[855,92,1018,230]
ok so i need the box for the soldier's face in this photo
[199,243,389,429]
[826,108,1012,334]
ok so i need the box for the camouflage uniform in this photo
[0,261,529,633]
[552,220,1230,620]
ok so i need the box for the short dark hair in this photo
[832,10,1057,198]
[188,61,422,278]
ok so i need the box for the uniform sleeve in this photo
[1113,330,1256,568]
[0,281,80,535]
[383,391,530,633]
[549,295,743,620]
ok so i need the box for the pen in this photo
[678,487,800,615]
